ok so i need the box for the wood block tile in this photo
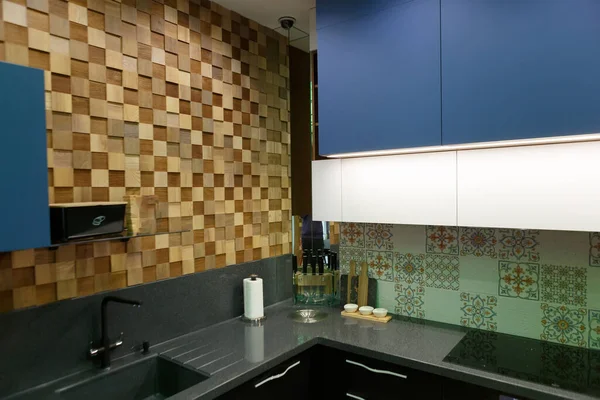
[36,283,57,305]
[49,15,69,38]
[27,0,48,13]
[0,269,12,291]
[13,286,36,309]
[110,271,127,289]
[77,276,94,296]
[11,249,34,268]
[143,266,156,283]
[127,268,142,285]
[57,279,77,300]
[68,3,87,25]
[28,28,50,52]
[35,264,57,285]
[75,258,94,277]
[0,0,291,312]
[3,1,27,26]
[110,253,127,272]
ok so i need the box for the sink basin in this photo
[56,356,207,400]
[289,309,328,323]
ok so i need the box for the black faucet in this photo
[89,296,142,369]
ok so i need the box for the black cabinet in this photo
[218,345,527,399]
[343,352,443,399]
[217,351,312,400]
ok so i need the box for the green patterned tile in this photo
[458,257,498,295]
[589,309,600,349]
[538,230,589,267]
[591,233,600,267]
[426,226,459,255]
[424,287,461,325]
[587,267,600,309]
[498,261,539,300]
[390,224,426,254]
[498,229,540,262]
[460,292,498,331]
[376,280,396,311]
[365,223,394,250]
[393,253,425,285]
[424,255,460,291]
[540,264,586,307]
[339,247,365,275]
[495,296,542,341]
[459,227,498,258]
[395,284,425,318]
[366,250,393,281]
[540,303,587,347]
[340,222,365,248]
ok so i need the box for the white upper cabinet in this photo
[340,152,457,226]
[457,142,600,231]
[312,159,342,221]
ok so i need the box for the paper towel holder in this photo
[242,274,267,325]
[241,315,266,325]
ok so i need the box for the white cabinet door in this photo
[341,152,457,225]
[457,142,600,231]
[312,159,342,221]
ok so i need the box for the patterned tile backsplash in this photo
[340,223,600,349]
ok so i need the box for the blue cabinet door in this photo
[442,0,600,145]
[0,62,50,251]
[317,0,404,30]
[317,0,441,155]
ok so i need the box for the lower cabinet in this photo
[216,351,313,400]
[343,353,443,399]
[217,345,527,399]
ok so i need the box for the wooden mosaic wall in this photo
[0,0,291,312]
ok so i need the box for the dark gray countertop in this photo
[6,300,597,400]
[156,301,598,400]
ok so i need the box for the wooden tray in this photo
[341,311,392,323]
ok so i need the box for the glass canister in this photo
[293,250,340,306]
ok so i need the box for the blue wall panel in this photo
[318,0,441,155]
[0,62,50,251]
[442,0,600,145]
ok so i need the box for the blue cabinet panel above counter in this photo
[441,0,600,145]
[317,0,600,155]
[0,62,50,251]
[317,0,442,155]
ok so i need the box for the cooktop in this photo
[444,330,600,397]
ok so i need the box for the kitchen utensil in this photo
[347,261,356,304]
[357,261,369,307]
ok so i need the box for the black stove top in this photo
[444,330,600,397]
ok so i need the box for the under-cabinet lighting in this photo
[326,132,600,158]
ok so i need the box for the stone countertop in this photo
[158,301,597,400]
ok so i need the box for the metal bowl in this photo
[288,309,328,324]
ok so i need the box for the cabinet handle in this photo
[254,360,301,388]
[346,393,366,400]
[345,359,407,379]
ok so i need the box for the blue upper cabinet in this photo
[317,0,404,30]
[317,0,442,155]
[442,0,600,145]
[0,62,50,251]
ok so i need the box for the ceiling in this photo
[214,0,315,51]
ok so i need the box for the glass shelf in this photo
[48,230,191,249]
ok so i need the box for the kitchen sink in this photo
[56,356,207,400]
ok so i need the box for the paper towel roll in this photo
[244,325,265,363]
[243,275,264,319]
